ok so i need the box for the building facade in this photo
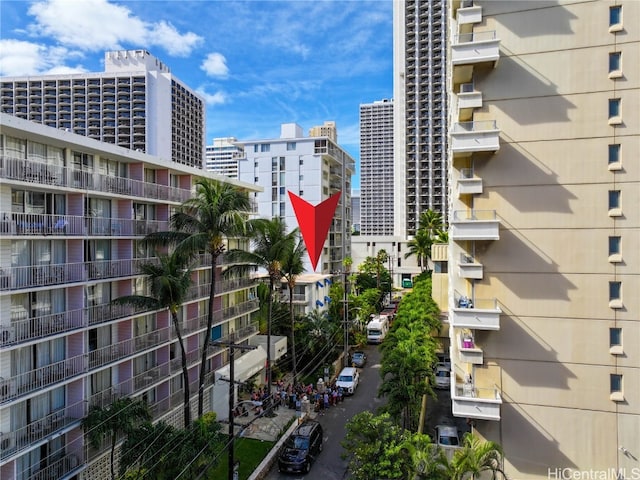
[446,0,639,475]
[393,0,448,238]
[0,115,260,480]
[237,123,354,275]
[0,50,205,168]
[359,99,395,236]
[204,137,243,178]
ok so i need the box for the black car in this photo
[278,420,323,473]
[351,351,367,368]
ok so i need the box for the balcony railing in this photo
[451,31,500,66]
[450,209,500,241]
[28,451,82,480]
[451,295,501,330]
[0,355,85,404]
[451,120,500,153]
[0,155,192,202]
[2,309,85,346]
[0,400,85,461]
[457,332,483,364]
[452,384,502,421]
[458,253,483,279]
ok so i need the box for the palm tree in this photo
[147,178,252,417]
[404,229,431,272]
[280,234,306,381]
[451,433,506,480]
[418,209,444,239]
[228,217,296,392]
[82,397,151,480]
[375,249,388,289]
[111,253,193,427]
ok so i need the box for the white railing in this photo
[454,30,497,44]
[452,209,497,221]
[452,120,498,133]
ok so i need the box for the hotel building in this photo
[237,122,354,275]
[204,137,244,179]
[393,0,448,238]
[0,114,260,480]
[443,0,639,475]
[359,99,395,236]
[0,50,205,168]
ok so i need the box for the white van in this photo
[366,315,389,344]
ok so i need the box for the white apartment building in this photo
[0,114,260,480]
[359,99,395,236]
[0,50,205,169]
[204,137,244,178]
[237,123,354,275]
[393,0,449,238]
[445,0,639,475]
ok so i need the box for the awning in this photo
[215,346,267,383]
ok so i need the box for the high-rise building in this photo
[359,99,394,236]
[205,137,244,178]
[308,121,337,143]
[0,50,205,168]
[237,122,354,274]
[443,0,639,475]
[351,189,361,234]
[0,114,261,480]
[393,0,448,238]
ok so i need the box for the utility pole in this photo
[343,269,350,367]
[211,334,256,480]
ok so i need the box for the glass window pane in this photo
[609,52,621,71]
[608,236,620,255]
[608,99,620,117]
[609,6,621,26]
[609,328,621,347]
[609,281,621,300]
[610,374,622,393]
[608,144,620,164]
[608,190,620,209]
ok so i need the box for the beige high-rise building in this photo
[445,0,639,476]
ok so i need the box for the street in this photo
[264,344,385,480]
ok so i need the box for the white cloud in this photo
[26,0,201,56]
[196,88,227,106]
[0,39,86,76]
[201,53,229,78]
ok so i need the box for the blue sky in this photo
[0,0,394,189]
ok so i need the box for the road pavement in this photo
[263,344,385,480]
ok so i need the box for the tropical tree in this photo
[280,234,306,381]
[405,209,445,272]
[418,209,444,239]
[450,433,506,480]
[405,229,432,272]
[82,397,151,480]
[146,178,252,417]
[228,217,296,390]
[112,253,193,427]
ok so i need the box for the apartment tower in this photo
[205,137,244,178]
[446,0,639,475]
[359,99,394,236]
[0,50,205,168]
[393,0,448,238]
[237,122,353,274]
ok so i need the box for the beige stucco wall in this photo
[448,0,639,476]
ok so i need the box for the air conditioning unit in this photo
[0,432,15,451]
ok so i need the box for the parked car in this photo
[351,351,367,368]
[434,365,451,389]
[436,353,451,369]
[335,367,360,395]
[278,420,324,473]
[435,425,460,448]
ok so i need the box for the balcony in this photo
[1,309,85,347]
[457,332,483,365]
[452,384,502,421]
[0,356,85,404]
[0,401,85,461]
[451,296,501,331]
[451,30,500,66]
[456,4,482,27]
[457,83,482,121]
[450,210,500,241]
[457,168,483,197]
[451,120,500,154]
[458,253,483,279]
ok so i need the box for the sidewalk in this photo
[234,404,317,441]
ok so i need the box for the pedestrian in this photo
[323,391,330,410]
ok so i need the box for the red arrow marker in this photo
[288,191,341,271]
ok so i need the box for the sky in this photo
[0,0,395,189]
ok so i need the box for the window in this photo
[260,144,270,153]
[610,374,623,401]
[286,142,296,151]
[608,236,621,262]
[299,158,304,166]
[610,328,623,355]
[609,52,621,73]
[253,145,259,153]
[299,175,304,181]
[609,328,622,347]
[609,6,622,28]
[609,281,622,309]
[608,98,621,123]
[608,190,620,210]
[608,144,620,166]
